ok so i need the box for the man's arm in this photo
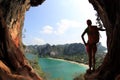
[81,29,87,45]
[98,28,106,31]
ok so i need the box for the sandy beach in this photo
[48,57,89,69]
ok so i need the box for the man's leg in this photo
[89,52,92,71]
[92,44,97,71]
[86,44,92,71]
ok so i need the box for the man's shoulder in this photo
[91,25,98,29]
[85,27,88,31]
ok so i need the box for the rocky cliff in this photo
[25,43,106,56]
[84,0,120,80]
[0,0,44,80]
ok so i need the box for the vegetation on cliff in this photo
[25,53,46,80]
[25,42,106,68]
[26,43,106,56]
[0,0,119,79]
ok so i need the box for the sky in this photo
[23,0,107,47]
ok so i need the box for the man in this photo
[81,19,105,72]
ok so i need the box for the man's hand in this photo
[85,42,88,46]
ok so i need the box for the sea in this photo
[26,54,88,80]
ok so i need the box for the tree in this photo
[85,0,120,80]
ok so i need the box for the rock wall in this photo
[84,0,120,80]
[0,0,45,80]
[1,0,29,48]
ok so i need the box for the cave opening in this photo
[22,0,106,47]
[22,0,107,80]
[1,0,119,79]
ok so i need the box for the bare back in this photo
[87,26,99,44]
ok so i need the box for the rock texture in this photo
[0,0,44,80]
[84,0,120,80]
[25,43,106,56]
[0,0,119,80]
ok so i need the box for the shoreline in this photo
[46,57,89,69]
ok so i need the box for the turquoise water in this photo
[39,58,88,80]
[25,54,88,80]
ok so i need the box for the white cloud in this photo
[23,37,46,45]
[42,25,53,34]
[56,19,81,34]
[33,38,45,45]
[41,19,81,35]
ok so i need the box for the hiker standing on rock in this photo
[81,19,105,72]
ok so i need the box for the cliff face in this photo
[26,43,106,56]
[26,43,86,56]
[0,0,44,80]
[1,0,29,48]
[84,0,120,80]
[1,0,44,49]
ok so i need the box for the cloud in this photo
[55,19,81,34]
[42,25,53,34]
[24,37,46,45]
[33,38,45,45]
[41,19,81,35]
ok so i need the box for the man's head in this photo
[87,19,92,26]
